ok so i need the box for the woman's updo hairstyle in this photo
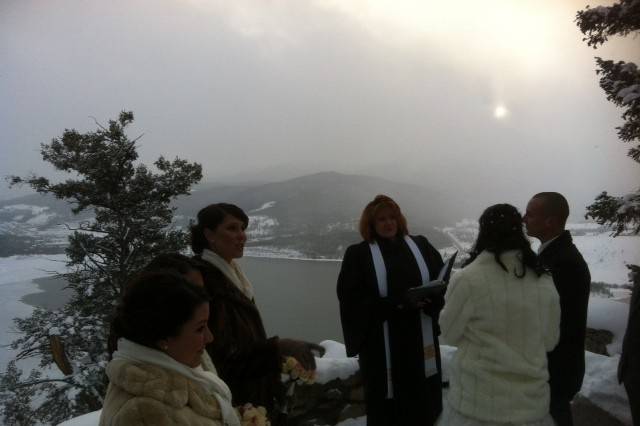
[111,271,210,349]
[464,203,543,277]
[190,203,249,255]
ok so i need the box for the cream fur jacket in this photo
[99,357,225,426]
[440,250,561,424]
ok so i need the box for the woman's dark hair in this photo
[190,203,249,254]
[111,271,210,350]
[464,203,543,277]
[144,253,199,275]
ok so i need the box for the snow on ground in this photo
[250,201,276,213]
[320,340,347,358]
[442,220,640,286]
[58,410,100,426]
[574,234,639,285]
[315,340,359,384]
[324,221,356,233]
[566,222,605,232]
[246,215,279,239]
[581,352,631,425]
[588,297,631,355]
[243,246,306,259]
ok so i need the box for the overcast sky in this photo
[1,0,639,218]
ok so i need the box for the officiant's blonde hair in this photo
[359,194,408,243]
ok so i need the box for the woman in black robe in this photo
[337,194,444,426]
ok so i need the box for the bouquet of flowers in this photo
[278,356,316,416]
[281,356,316,385]
[237,403,271,426]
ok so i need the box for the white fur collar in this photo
[201,248,255,300]
[112,338,240,426]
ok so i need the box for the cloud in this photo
[1,0,638,216]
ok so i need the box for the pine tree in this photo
[1,111,202,424]
[576,0,640,282]
[0,361,38,425]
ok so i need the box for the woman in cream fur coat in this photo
[439,204,561,426]
[100,271,243,426]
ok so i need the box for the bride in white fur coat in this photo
[439,204,561,426]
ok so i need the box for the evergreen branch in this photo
[15,345,46,360]
[131,133,145,143]
[88,116,107,131]
[11,378,74,389]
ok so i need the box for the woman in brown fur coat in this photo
[191,203,323,424]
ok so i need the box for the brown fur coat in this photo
[195,258,283,414]
[99,358,224,426]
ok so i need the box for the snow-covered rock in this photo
[580,352,631,425]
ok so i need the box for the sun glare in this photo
[494,105,508,119]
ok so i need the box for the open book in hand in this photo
[405,251,458,304]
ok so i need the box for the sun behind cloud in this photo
[494,105,508,119]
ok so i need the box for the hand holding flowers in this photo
[281,356,315,385]
[237,403,270,426]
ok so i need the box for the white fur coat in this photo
[440,250,560,424]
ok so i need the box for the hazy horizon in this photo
[2,0,639,219]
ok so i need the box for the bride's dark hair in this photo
[464,203,544,277]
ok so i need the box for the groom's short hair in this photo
[532,192,569,226]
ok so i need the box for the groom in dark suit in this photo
[523,192,591,426]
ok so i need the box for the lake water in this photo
[21,256,345,345]
[240,257,344,344]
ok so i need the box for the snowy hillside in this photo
[439,220,640,286]
[0,172,461,259]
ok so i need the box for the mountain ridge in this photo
[0,172,457,258]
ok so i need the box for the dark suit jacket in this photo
[539,230,591,399]
[619,268,640,385]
